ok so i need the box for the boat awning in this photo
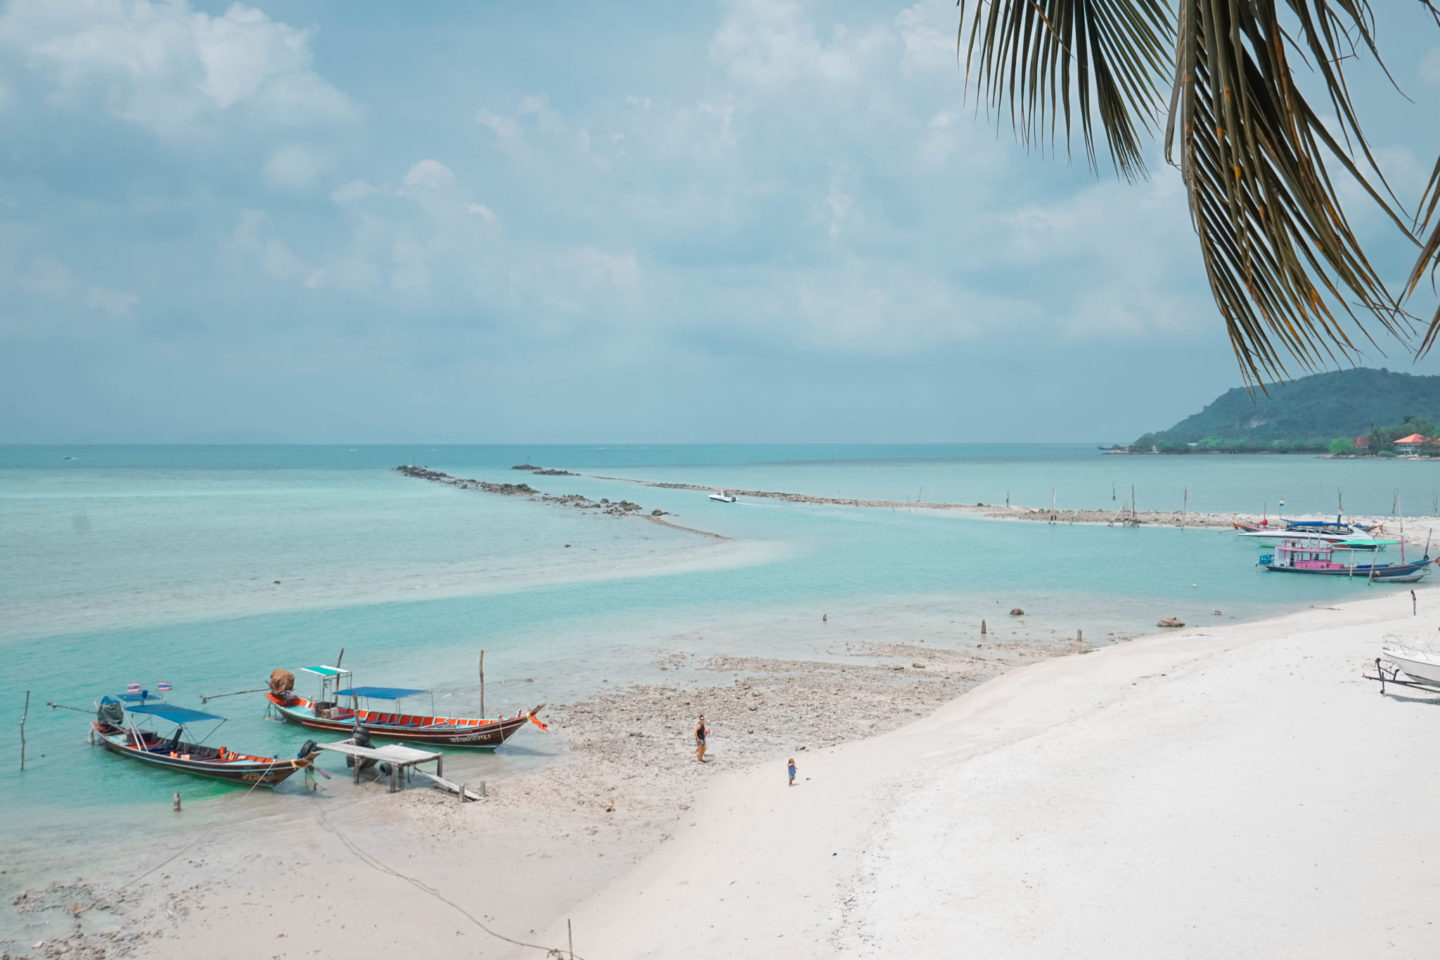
[125,704,223,724]
[303,665,351,677]
[333,686,426,700]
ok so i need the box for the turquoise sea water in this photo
[2,443,1437,892]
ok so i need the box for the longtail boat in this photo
[91,695,311,787]
[265,666,546,749]
[1257,540,1433,583]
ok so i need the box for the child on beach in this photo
[788,758,797,786]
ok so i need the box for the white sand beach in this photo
[548,590,1440,959]
[13,590,1440,960]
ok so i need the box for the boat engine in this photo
[96,696,123,728]
[268,668,297,703]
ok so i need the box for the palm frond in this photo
[1163,0,1417,383]
[957,0,1175,179]
[1411,157,1440,353]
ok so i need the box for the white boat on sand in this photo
[1379,642,1440,687]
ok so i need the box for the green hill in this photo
[1137,368,1440,449]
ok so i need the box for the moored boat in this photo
[1257,540,1433,582]
[1239,529,1395,550]
[91,696,311,787]
[265,666,546,749]
[708,490,736,503]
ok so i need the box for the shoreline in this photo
[1,626,1071,958]
[11,588,1439,958]
[540,588,1440,958]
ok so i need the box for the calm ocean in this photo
[2,443,1435,889]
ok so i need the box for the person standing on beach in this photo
[695,715,707,763]
[788,758,797,786]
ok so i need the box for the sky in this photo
[2,0,1440,444]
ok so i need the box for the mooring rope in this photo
[316,809,584,958]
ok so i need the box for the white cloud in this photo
[894,1,956,76]
[0,0,357,138]
[460,203,497,222]
[402,159,457,191]
[1422,45,1440,87]
[19,254,74,297]
[264,144,328,188]
[578,248,640,290]
[710,0,893,87]
[0,248,140,337]
[230,209,308,280]
[331,179,379,206]
[85,285,139,317]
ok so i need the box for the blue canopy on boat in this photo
[125,703,223,724]
[333,686,426,700]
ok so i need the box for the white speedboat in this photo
[1380,643,1440,687]
[708,490,736,503]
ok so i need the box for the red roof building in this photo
[1394,433,1429,453]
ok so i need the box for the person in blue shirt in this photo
[787,758,797,786]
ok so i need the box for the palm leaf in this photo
[958,1,1423,383]
[1411,157,1440,352]
[1164,1,1414,382]
[957,0,1175,179]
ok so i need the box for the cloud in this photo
[1423,45,1440,87]
[331,179,379,206]
[710,0,893,88]
[229,209,310,281]
[85,285,140,317]
[0,244,139,340]
[401,159,457,191]
[460,203,497,222]
[0,0,357,138]
[264,144,328,188]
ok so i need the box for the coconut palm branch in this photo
[1411,157,1440,352]
[958,0,1429,382]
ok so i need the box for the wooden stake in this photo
[336,647,345,669]
[569,918,574,960]
[20,690,29,772]
[479,650,485,717]
[1182,487,1188,529]
[980,619,987,635]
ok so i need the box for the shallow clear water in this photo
[1,443,1430,890]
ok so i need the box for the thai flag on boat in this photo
[156,681,172,692]
[126,682,142,694]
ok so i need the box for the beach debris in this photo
[911,663,926,669]
[1010,608,1024,616]
[1213,610,1222,616]
[1157,617,1185,628]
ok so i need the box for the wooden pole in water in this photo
[479,651,485,717]
[569,918,574,960]
[336,647,345,669]
[1182,488,1188,529]
[19,690,29,772]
